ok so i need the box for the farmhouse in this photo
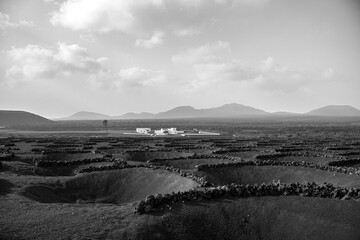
[154,128,168,135]
[136,128,151,134]
[132,127,214,136]
[167,128,184,134]
[153,128,185,135]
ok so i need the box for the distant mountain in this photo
[157,106,200,118]
[113,112,155,119]
[200,103,268,117]
[62,111,110,120]
[110,104,268,119]
[0,110,53,127]
[306,105,360,116]
[270,111,301,116]
[57,104,360,120]
[147,103,267,119]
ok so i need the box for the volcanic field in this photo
[1,121,360,240]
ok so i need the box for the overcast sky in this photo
[0,0,359,118]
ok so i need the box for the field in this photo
[1,118,360,239]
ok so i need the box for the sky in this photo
[0,0,359,118]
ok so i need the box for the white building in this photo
[169,128,184,134]
[136,128,151,134]
[153,128,185,135]
[167,128,178,134]
[154,128,168,135]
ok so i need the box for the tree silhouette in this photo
[103,120,108,135]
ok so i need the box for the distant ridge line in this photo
[2,104,360,123]
[58,104,360,120]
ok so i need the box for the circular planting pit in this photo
[36,162,118,176]
[135,197,360,240]
[2,160,117,177]
[1,161,72,176]
[153,158,234,170]
[0,178,14,195]
[220,151,260,160]
[346,162,360,168]
[201,165,360,188]
[270,156,336,164]
[40,153,103,162]
[21,168,199,204]
[121,151,193,163]
[329,159,360,169]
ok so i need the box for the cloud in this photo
[43,0,61,5]
[50,0,137,33]
[6,43,107,81]
[321,68,334,78]
[135,31,164,49]
[116,67,167,88]
[172,41,230,65]
[173,27,200,37]
[234,0,271,7]
[80,33,97,42]
[0,12,33,31]
[5,43,169,90]
[172,41,258,84]
[194,60,259,82]
[50,0,233,35]
[172,41,322,93]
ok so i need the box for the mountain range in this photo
[59,104,360,120]
[1,104,360,126]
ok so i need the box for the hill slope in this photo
[306,105,360,116]
[155,103,268,119]
[200,103,268,117]
[113,112,155,119]
[63,111,110,120]
[157,106,200,118]
[0,110,52,127]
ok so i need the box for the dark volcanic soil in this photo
[1,119,360,239]
[201,165,360,188]
[21,168,198,204]
[134,197,360,240]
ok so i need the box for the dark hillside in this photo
[0,110,53,127]
[306,105,360,116]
